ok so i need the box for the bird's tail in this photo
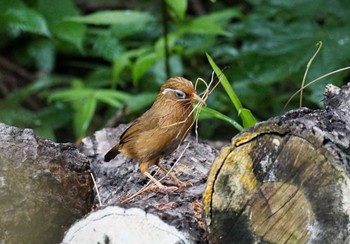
[104,145,120,162]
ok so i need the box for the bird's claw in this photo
[149,185,178,193]
[177,180,192,188]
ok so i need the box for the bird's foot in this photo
[162,179,192,188]
[177,180,192,188]
[149,185,178,193]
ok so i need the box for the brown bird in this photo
[104,77,205,190]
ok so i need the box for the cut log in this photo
[203,83,350,243]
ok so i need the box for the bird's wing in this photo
[119,108,163,145]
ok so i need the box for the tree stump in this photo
[203,83,350,243]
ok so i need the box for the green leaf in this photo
[49,89,92,102]
[85,67,114,87]
[55,21,86,50]
[74,95,97,138]
[1,0,50,36]
[112,47,153,86]
[34,75,72,89]
[206,53,257,128]
[89,31,122,61]
[49,84,131,138]
[206,53,242,109]
[239,108,257,128]
[178,18,226,35]
[50,87,130,104]
[124,93,157,114]
[132,52,159,83]
[110,22,151,39]
[37,0,79,24]
[112,53,131,86]
[66,10,155,25]
[204,8,242,23]
[166,0,188,19]
[154,33,177,56]
[178,9,241,35]
[199,106,244,131]
[95,90,131,107]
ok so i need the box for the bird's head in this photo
[160,77,205,105]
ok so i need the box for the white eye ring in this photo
[173,89,187,99]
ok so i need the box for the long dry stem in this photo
[91,172,102,207]
[284,66,350,110]
[284,42,350,110]
[299,41,322,107]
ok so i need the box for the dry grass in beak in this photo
[192,93,206,106]
[187,72,222,142]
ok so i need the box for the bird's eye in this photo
[173,89,187,99]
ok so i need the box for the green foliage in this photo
[0,0,349,142]
[48,80,130,138]
[37,0,86,50]
[0,76,72,140]
[66,10,155,25]
[0,0,50,37]
[178,9,241,36]
[226,0,350,113]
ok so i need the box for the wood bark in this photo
[203,83,350,243]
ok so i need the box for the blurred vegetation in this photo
[0,0,349,142]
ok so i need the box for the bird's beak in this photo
[192,93,206,106]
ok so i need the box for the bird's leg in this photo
[142,171,165,189]
[155,162,191,188]
[139,160,177,192]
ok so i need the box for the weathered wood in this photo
[203,83,350,243]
